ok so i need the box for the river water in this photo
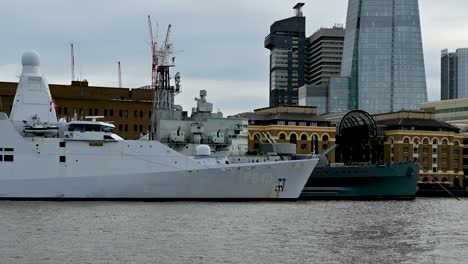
[0,199,467,264]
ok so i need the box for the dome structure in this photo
[21,50,41,75]
[195,145,211,156]
[22,50,40,66]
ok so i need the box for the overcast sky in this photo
[1,0,467,115]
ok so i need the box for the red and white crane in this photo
[148,15,158,90]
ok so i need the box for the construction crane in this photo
[148,15,158,90]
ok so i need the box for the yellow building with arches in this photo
[374,111,465,188]
[236,106,337,162]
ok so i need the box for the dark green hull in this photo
[300,163,419,200]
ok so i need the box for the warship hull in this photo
[300,163,419,200]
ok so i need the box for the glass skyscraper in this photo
[441,48,468,100]
[265,3,306,107]
[340,0,427,114]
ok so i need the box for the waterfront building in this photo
[236,106,336,160]
[374,111,464,187]
[265,3,306,106]
[421,99,468,178]
[0,80,154,139]
[441,48,468,100]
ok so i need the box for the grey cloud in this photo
[0,0,467,113]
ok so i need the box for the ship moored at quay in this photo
[0,50,318,201]
[153,82,420,199]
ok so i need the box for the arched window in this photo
[454,141,460,147]
[422,177,429,182]
[322,135,329,141]
[442,139,448,145]
[390,138,394,144]
[279,133,286,142]
[442,177,448,182]
[404,138,410,144]
[423,138,429,144]
[312,135,319,154]
[433,139,438,145]
[301,134,308,141]
[290,134,297,144]
[454,176,460,187]
[432,177,439,182]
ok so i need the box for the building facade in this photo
[305,26,345,86]
[0,81,154,139]
[339,0,427,114]
[373,111,464,187]
[421,99,468,178]
[265,3,306,106]
[236,106,336,160]
[298,26,345,114]
[441,48,468,100]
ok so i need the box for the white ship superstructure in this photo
[157,90,249,156]
[0,51,317,200]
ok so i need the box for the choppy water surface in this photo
[1,199,467,264]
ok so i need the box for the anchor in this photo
[275,178,286,198]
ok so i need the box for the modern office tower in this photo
[305,25,345,85]
[340,0,428,114]
[265,3,306,106]
[441,48,468,100]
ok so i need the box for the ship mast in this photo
[71,43,76,82]
[148,16,180,141]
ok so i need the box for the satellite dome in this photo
[21,50,40,67]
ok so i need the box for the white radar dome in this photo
[22,50,41,67]
[195,145,211,156]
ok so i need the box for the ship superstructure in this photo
[155,90,249,156]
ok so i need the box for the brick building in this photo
[0,80,154,139]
